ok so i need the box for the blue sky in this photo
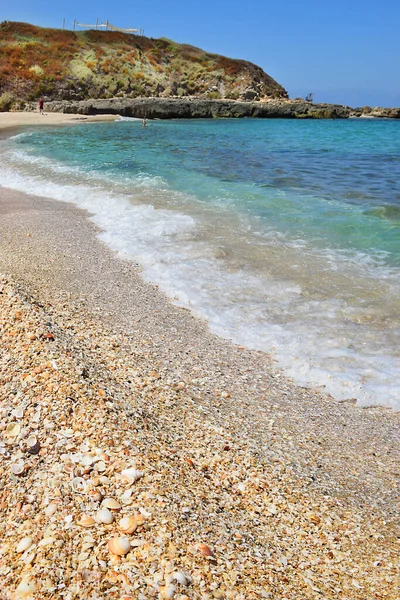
[3,0,399,107]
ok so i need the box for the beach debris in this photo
[95,508,114,524]
[71,476,87,493]
[25,435,40,454]
[6,422,21,437]
[11,461,25,476]
[15,577,36,598]
[197,543,214,557]
[107,537,131,556]
[102,497,121,511]
[118,515,141,534]
[120,467,142,482]
[78,514,96,527]
[0,272,398,600]
[16,537,33,553]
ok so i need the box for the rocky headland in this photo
[31,97,400,119]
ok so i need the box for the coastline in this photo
[0,117,399,598]
[30,97,400,119]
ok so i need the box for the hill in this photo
[0,21,288,106]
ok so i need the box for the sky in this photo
[2,0,400,107]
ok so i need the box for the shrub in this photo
[0,91,15,111]
[207,91,221,99]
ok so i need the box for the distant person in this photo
[38,98,44,115]
[142,117,147,127]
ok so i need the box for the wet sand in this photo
[0,117,399,598]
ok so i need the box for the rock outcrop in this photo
[36,98,400,119]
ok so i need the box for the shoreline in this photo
[0,118,399,597]
[0,111,116,132]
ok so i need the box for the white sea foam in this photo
[1,148,399,411]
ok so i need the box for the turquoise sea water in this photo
[1,118,399,409]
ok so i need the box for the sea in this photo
[1,117,399,410]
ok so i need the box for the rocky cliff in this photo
[0,21,287,105]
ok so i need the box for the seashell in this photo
[15,577,36,598]
[95,508,114,524]
[98,475,110,485]
[198,543,214,557]
[121,468,142,483]
[6,422,21,437]
[161,584,176,599]
[60,428,74,438]
[38,537,56,547]
[107,537,131,556]
[173,571,190,586]
[88,489,103,502]
[120,489,133,505]
[71,477,87,493]
[44,503,58,517]
[25,435,40,455]
[78,515,96,528]
[94,461,107,472]
[63,463,75,475]
[118,516,139,534]
[102,498,121,511]
[16,537,33,553]
[80,455,94,467]
[11,461,25,476]
[23,551,36,565]
[11,406,24,419]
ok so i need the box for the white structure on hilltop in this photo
[72,19,144,35]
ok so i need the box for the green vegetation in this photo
[0,21,287,103]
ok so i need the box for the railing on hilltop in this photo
[69,18,144,35]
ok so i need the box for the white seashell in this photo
[163,584,176,599]
[23,551,36,565]
[44,503,58,517]
[15,577,36,598]
[71,477,87,493]
[16,537,33,553]
[6,422,21,437]
[38,537,56,547]
[121,468,142,482]
[173,571,190,586]
[95,508,114,524]
[98,475,110,485]
[88,489,102,502]
[80,455,93,467]
[11,406,24,419]
[11,461,25,476]
[25,435,40,455]
[60,428,74,438]
[95,461,107,472]
[118,516,139,534]
[120,489,133,505]
[102,498,121,511]
[107,536,131,556]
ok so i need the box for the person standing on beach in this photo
[38,98,44,115]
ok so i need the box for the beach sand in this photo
[0,113,399,599]
[0,111,116,132]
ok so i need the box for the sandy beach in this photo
[0,111,116,132]
[0,112,399,599]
